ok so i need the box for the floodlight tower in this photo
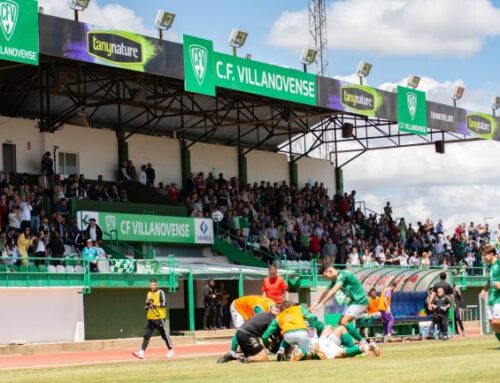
[308,0,329,76]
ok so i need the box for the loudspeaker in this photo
[342,123,354,138]
[435,140,445,154]
[281,108,294,122]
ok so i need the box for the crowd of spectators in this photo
[0,151,495,274]
[178,171,494,273]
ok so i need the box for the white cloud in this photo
[268,0,500,56]
[39,0,178,41]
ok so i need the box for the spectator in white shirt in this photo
[398,250,409,266]
[19,195,32,230]
[139,165,147,185]
[8,206,21,231]
[347,247,360,267]
[409,251,420,267]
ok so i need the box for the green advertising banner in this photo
[465,112,498,140]
[0,0,38,65]
[182,35,316,105]
[213,52,316,106]
[183,34,215,96]
[397,86,428,135]
[77,211,214,245]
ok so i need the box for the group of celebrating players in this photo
[217,263,382,363]
[218,244,500,363]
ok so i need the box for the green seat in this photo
[0,263,7,272]
[20,264,29,273]
[38,264,48,273]
[28,264,38,272]
[8,264,18,272]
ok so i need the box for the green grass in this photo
[3,337,500,383]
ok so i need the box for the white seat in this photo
[65,265,75,273]
[47,265,57,273]
[74,265,84,273]
[56,265,66,273]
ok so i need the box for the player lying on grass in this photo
[217,308,283,364]
[262,300,324,362]
[217,295,277,363]
[312,324,381,360]
[480,245,500,347]
[309,263,368,345]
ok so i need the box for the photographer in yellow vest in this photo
[133,279,174,360]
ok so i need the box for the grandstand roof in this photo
[0,14,489,161]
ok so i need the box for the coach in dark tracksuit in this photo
[133,279,174,359]
[217,309,281,364]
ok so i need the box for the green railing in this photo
[0,255,178,292]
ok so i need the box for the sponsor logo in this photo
[88,32,142,64]
[105,215,116,232]
[430,111,454,123]
[0,0,18,42]
[189,44,208,86]
[341,86,374,111]
[467,114,491,134]
[200,221,208,234]
[407,92,417,121]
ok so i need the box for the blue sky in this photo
[93,0,500,94]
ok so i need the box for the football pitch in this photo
[3,337,499,383]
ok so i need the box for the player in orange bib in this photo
[358,288,381,338]
[218,295,276,363]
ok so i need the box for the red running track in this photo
[0,341,231,370]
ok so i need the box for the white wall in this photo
[190,143,237,179]
[0,117,42,173]
[297,157,336,196]
[128,135,181,186]
[247,150,289,185]
[0,288,84,344]
[45,125,117,180]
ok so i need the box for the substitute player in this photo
[133,279,174,360]
[309,263,367,344]
[480,245,500,346]
[217,295,276,363]
[358,288,381,338]
[262,301,324,361]
[219,307,282,363]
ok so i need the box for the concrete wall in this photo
[297,157,335,196]
[247,150,289,185]
[0,288,84,344]
[127,135,181,186]
[190,143,237,179]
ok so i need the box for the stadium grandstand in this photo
[0,3,499,382]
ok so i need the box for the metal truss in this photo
[279,114,481,167]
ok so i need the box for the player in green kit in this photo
[309,263,371,346]
[480,245,500,346]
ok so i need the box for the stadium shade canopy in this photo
[0,14,495,163]
[349,267,445,292]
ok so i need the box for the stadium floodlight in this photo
[69,0,90,21]
[356,61,372,85]
[155,10,176,40]
[452,85,465,107]
[491,96,500,116]
[300,48,318,73]
[407,75,421,89]
[229,29,248,56]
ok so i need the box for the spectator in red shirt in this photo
[261,264,288,304]
[167,183,179,203]
[310,230,322,257]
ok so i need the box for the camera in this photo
[146,299,154,308]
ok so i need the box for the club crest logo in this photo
[189,44,208,86]
[0,0,19,42]
[105,215,116,232]
[407,92,417,121]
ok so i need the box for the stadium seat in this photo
[56,265,66,273]
[28,264,38,273]
[0,263,7,272]
[20,265,29,273]
[38,264,48,273]
[65,265,75,273]
[47,265,57,273]
[74,265,84,273]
